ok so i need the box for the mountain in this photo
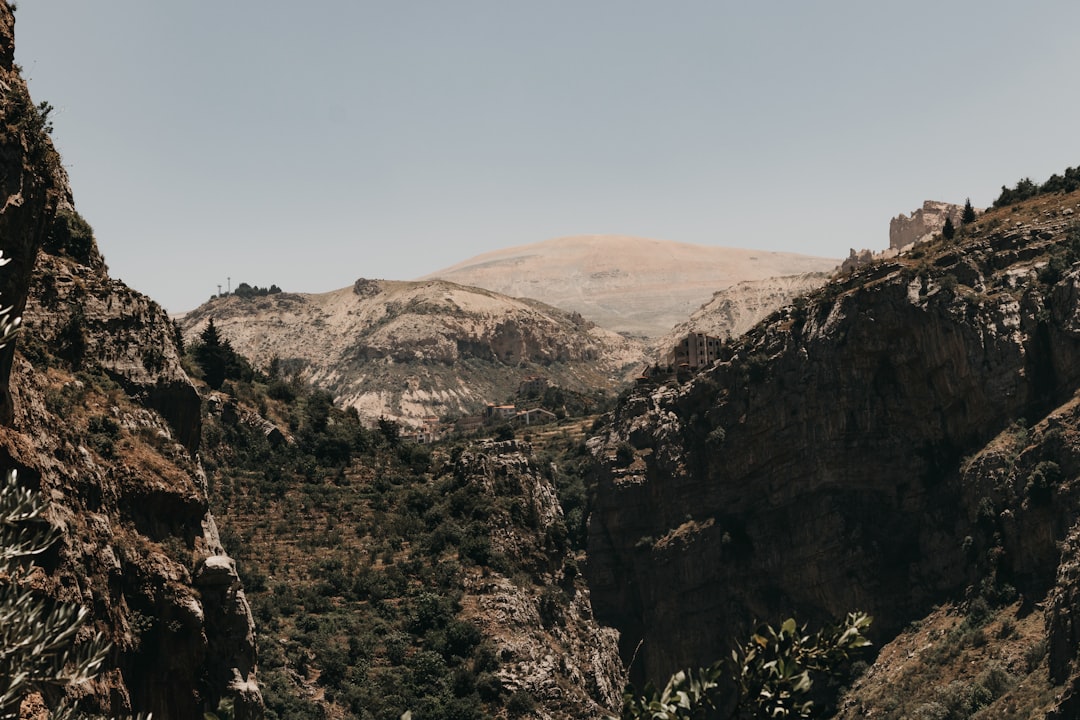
[181,278,646,425]
[421,234,839,338]
[587,182,1080,716]
[649,271,831,360]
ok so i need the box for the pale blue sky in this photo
[13,1,1080,313]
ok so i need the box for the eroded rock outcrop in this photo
[455,440,626,718]
[588,191,1080,717]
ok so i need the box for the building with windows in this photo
[668,332,723,371]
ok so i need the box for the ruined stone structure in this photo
[889,200,964,250]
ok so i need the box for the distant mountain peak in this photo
[422,235,838,337]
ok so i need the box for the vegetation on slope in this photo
[187,342,605,719]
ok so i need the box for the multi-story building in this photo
[669,332,723,371]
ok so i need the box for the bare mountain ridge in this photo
[182,278,645,425]
[650,271,832,359]
[422,234,840,338]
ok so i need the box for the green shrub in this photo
[44,207,96,263]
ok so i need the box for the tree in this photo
[172,320,185,356]
[942,216,956,241]
[196,318,228,390]
[193,319,253,390]
[961,198,977,225]
[378,416,402,447]
[613,612,871,720]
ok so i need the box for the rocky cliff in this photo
[650,272,831,360]
[0,4,260,716]
[588,186,1080,716]
[181,279,645,425]
[454,440,626,718]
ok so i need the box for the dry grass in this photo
[835,600,1056,719]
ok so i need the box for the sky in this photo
[12,1,1080,314]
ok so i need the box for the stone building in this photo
[669,332,723,371]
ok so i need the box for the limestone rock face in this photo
[26,253,201,451]
[588,192,1080,716]
[889,200,964,250]
[181,279,645,425]
[453,440,626,718]
[650,272,831,360]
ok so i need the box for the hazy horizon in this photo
[13,1,1080,313]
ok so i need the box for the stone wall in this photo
[889,200,964,250]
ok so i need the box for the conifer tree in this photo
[196,318,228,390]
[961,198,977,225]
[942,215,956,240]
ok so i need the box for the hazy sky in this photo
[13,1,1080,313]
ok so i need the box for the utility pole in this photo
[227,277,231,293]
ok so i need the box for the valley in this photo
[7,2,1080,717]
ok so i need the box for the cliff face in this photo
[455,441,626,718]
[588,189,1080,714]
[650,272,831,361]
[0,5,260,716]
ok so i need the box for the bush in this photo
[506,690,537,716]
[44,207,96,263]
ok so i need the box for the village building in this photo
[517,375,549,398]
[485,404,519,422]
[668,332,723,371]
[512,407,557,426]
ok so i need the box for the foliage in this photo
[0,469,114,719]
[192,319,253,390]
[44,207,96,264]
[993,165,1080,208]
[614,612,872,720]
[201,370,536,719]
[941,216,956,241]
[961,198,977,225]
[230,283,282,299]
[5,82,60,171]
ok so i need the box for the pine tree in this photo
[961,198,977,225]
[196,318,228,390]
[942,216,956,241]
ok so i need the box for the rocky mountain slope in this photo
[198,372,626,718]
[422,234,839,338]
[650,272,831,360]
[0,5,259,716]
[181,278,645,425]
[587,184,1080,717]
